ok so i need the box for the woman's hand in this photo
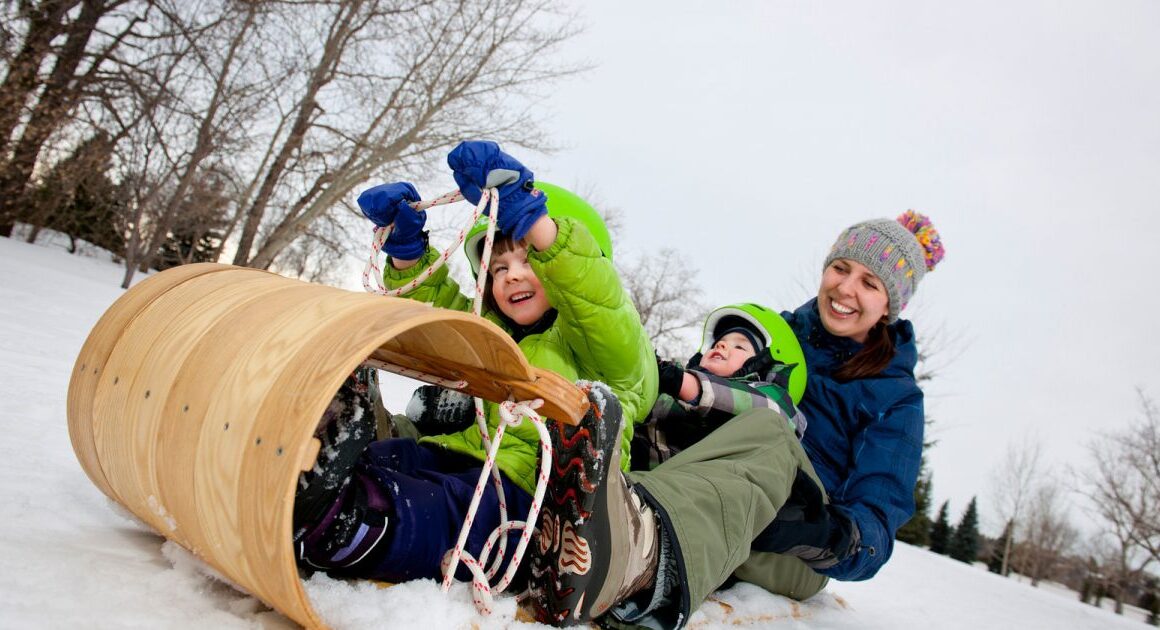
[751,469,861,570]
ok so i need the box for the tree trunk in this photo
[232,0,365,266]
[0,0,106,234]
[131,4,257,275]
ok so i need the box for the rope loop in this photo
[438,399,551,614]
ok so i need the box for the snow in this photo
[0,234,1147,629]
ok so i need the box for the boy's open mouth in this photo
[509,291,535,304]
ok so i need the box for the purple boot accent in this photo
[297,471,392,571]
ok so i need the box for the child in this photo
[292,141,657,585]
[632,303,808,470]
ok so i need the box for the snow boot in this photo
[293,365,379,540]
[295,469,392,571]
[527,381,659,626]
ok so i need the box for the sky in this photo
[0,234,1150,628]
[448,0,1160,533]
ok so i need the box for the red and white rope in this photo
[360,185,553,615]
[438,399,552,614]
[361,189,488,297]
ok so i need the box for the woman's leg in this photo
[628,406,818,622]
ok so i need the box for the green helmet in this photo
[700,303,807,405]
[463,181,612,277]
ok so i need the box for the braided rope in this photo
[360,186,553,615]
[361,189,479,296]
[438,400,551,614]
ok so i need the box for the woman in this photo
[525,211,946,628]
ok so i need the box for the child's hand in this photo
[358,182,428,260]
[447,140,547,241]
[657,359,685,398]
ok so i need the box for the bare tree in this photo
[990,433,1044,576]
[1016,479,1076,586]
[112,0,270,287]
[618,247,706,359]
[227,0,582,272]
[1076,387,1160,613]
[0,0,147,236]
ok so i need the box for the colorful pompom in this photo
[896,209,945,271]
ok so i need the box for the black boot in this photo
[293,366,378,539]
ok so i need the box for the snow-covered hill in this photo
[0,234,1144,629]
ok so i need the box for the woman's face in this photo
[817,258,890,343]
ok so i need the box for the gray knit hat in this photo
[823,210,945,323]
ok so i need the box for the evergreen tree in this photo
[25,133,125,255]
[949,497,981,564]
[988,519,1013,574]
[1140,577,1159,626]
[929,500,952,555]
[897,469,933,546]
[153,171,230,271]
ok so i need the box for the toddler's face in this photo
[489,245,551,325]
[699,332,757,377]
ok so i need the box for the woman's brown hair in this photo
[833,320,895,380]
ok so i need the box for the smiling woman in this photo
[817,259,890,343]
[523,210,947,629]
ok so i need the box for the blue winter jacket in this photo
[782,299,924,581]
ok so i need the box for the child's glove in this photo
[404,385,475,435]
[656,357,686,399]
[447,140,547,241]
[750,469,861,570]
[357,182,428,260]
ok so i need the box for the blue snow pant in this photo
[300,437,533,584]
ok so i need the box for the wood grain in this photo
[65,264,589,628]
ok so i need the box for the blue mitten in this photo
[357,182,428,260]
[446,140,547,241]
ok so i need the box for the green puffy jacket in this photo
[383,216,658,494]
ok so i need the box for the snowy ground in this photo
[0,233,1148,629]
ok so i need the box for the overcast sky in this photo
[478,0,1160,533]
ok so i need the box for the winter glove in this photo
[736,353,797,392]
[656,357,686,399]
[357,182,429,260]
[737,352,776,380]
[751,469,861,570]
[404,385,476,436]
[446,140,547,242]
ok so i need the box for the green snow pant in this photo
[628,407,829,622]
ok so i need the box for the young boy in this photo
[292,141,657,585]
[632,303,808,470]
